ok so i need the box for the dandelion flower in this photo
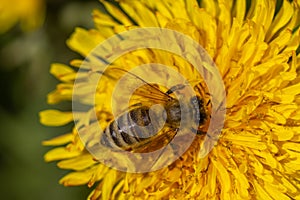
[40,0,300,199]
[0,0,45,33]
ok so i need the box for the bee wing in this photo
[124,127,177,153]
[100,67,174,107]
[127,84,172,110]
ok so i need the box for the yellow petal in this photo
[144,185,171,199]
[88,182,103,199]
[267,109,287,124]
[50,63,76,82]
[111,179,125,199]
[165,167,182,182]
[39,110,73,126]
[212,151,231,194]
[88,164,111,188]
[207,162,217,197]
[282,142,300,152]
[66,28,104,57]
[57,154,97,171]
[272,104,298,118]
[59,166,96,186]
[253,54,290,76]
[47,83,73,104]
[264,183,291,200]
[42,133,73,146]
[219,147,249,198]
[184,5,217,56]
[279,175,299,194]
[223,132,262,143]
[44,147,81,162]
[271,128,295,141]
[134,174,160,194]
[269,29,292,52]
[252,149,281,169]
[92,9,119,27]
[284,29,300,53]
[47,89,71,104]
[100,1,133,26]
[253,180,273,200]
[139,0,189,21]
[200,0,217,18]
[69,59,84,68]
[231,139,267,151]
[155,12,170,27]
[247,0,276,31]
[119,1,159,27]
[266,0,294,41]
[217,1,232,34]
[232,0,246,24]
[154,1,173,19]
[290,108,300,120]
[102,170,118,200]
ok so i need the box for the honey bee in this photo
[94,68,210,153]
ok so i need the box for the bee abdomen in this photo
[101,107,155,150]
[109,122,124,147]
[99,122,123,148]
[129,107,151,126]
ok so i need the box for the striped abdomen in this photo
[100,106,159,150]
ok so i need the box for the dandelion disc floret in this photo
[40,0,300,199]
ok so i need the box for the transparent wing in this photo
[100,67,175,109]
[124,126,178,153]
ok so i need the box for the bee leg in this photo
[166,84,186,95]
[206,99,211,106]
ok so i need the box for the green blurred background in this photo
[0,0,103,199]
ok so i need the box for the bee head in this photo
[190,96,207,125]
